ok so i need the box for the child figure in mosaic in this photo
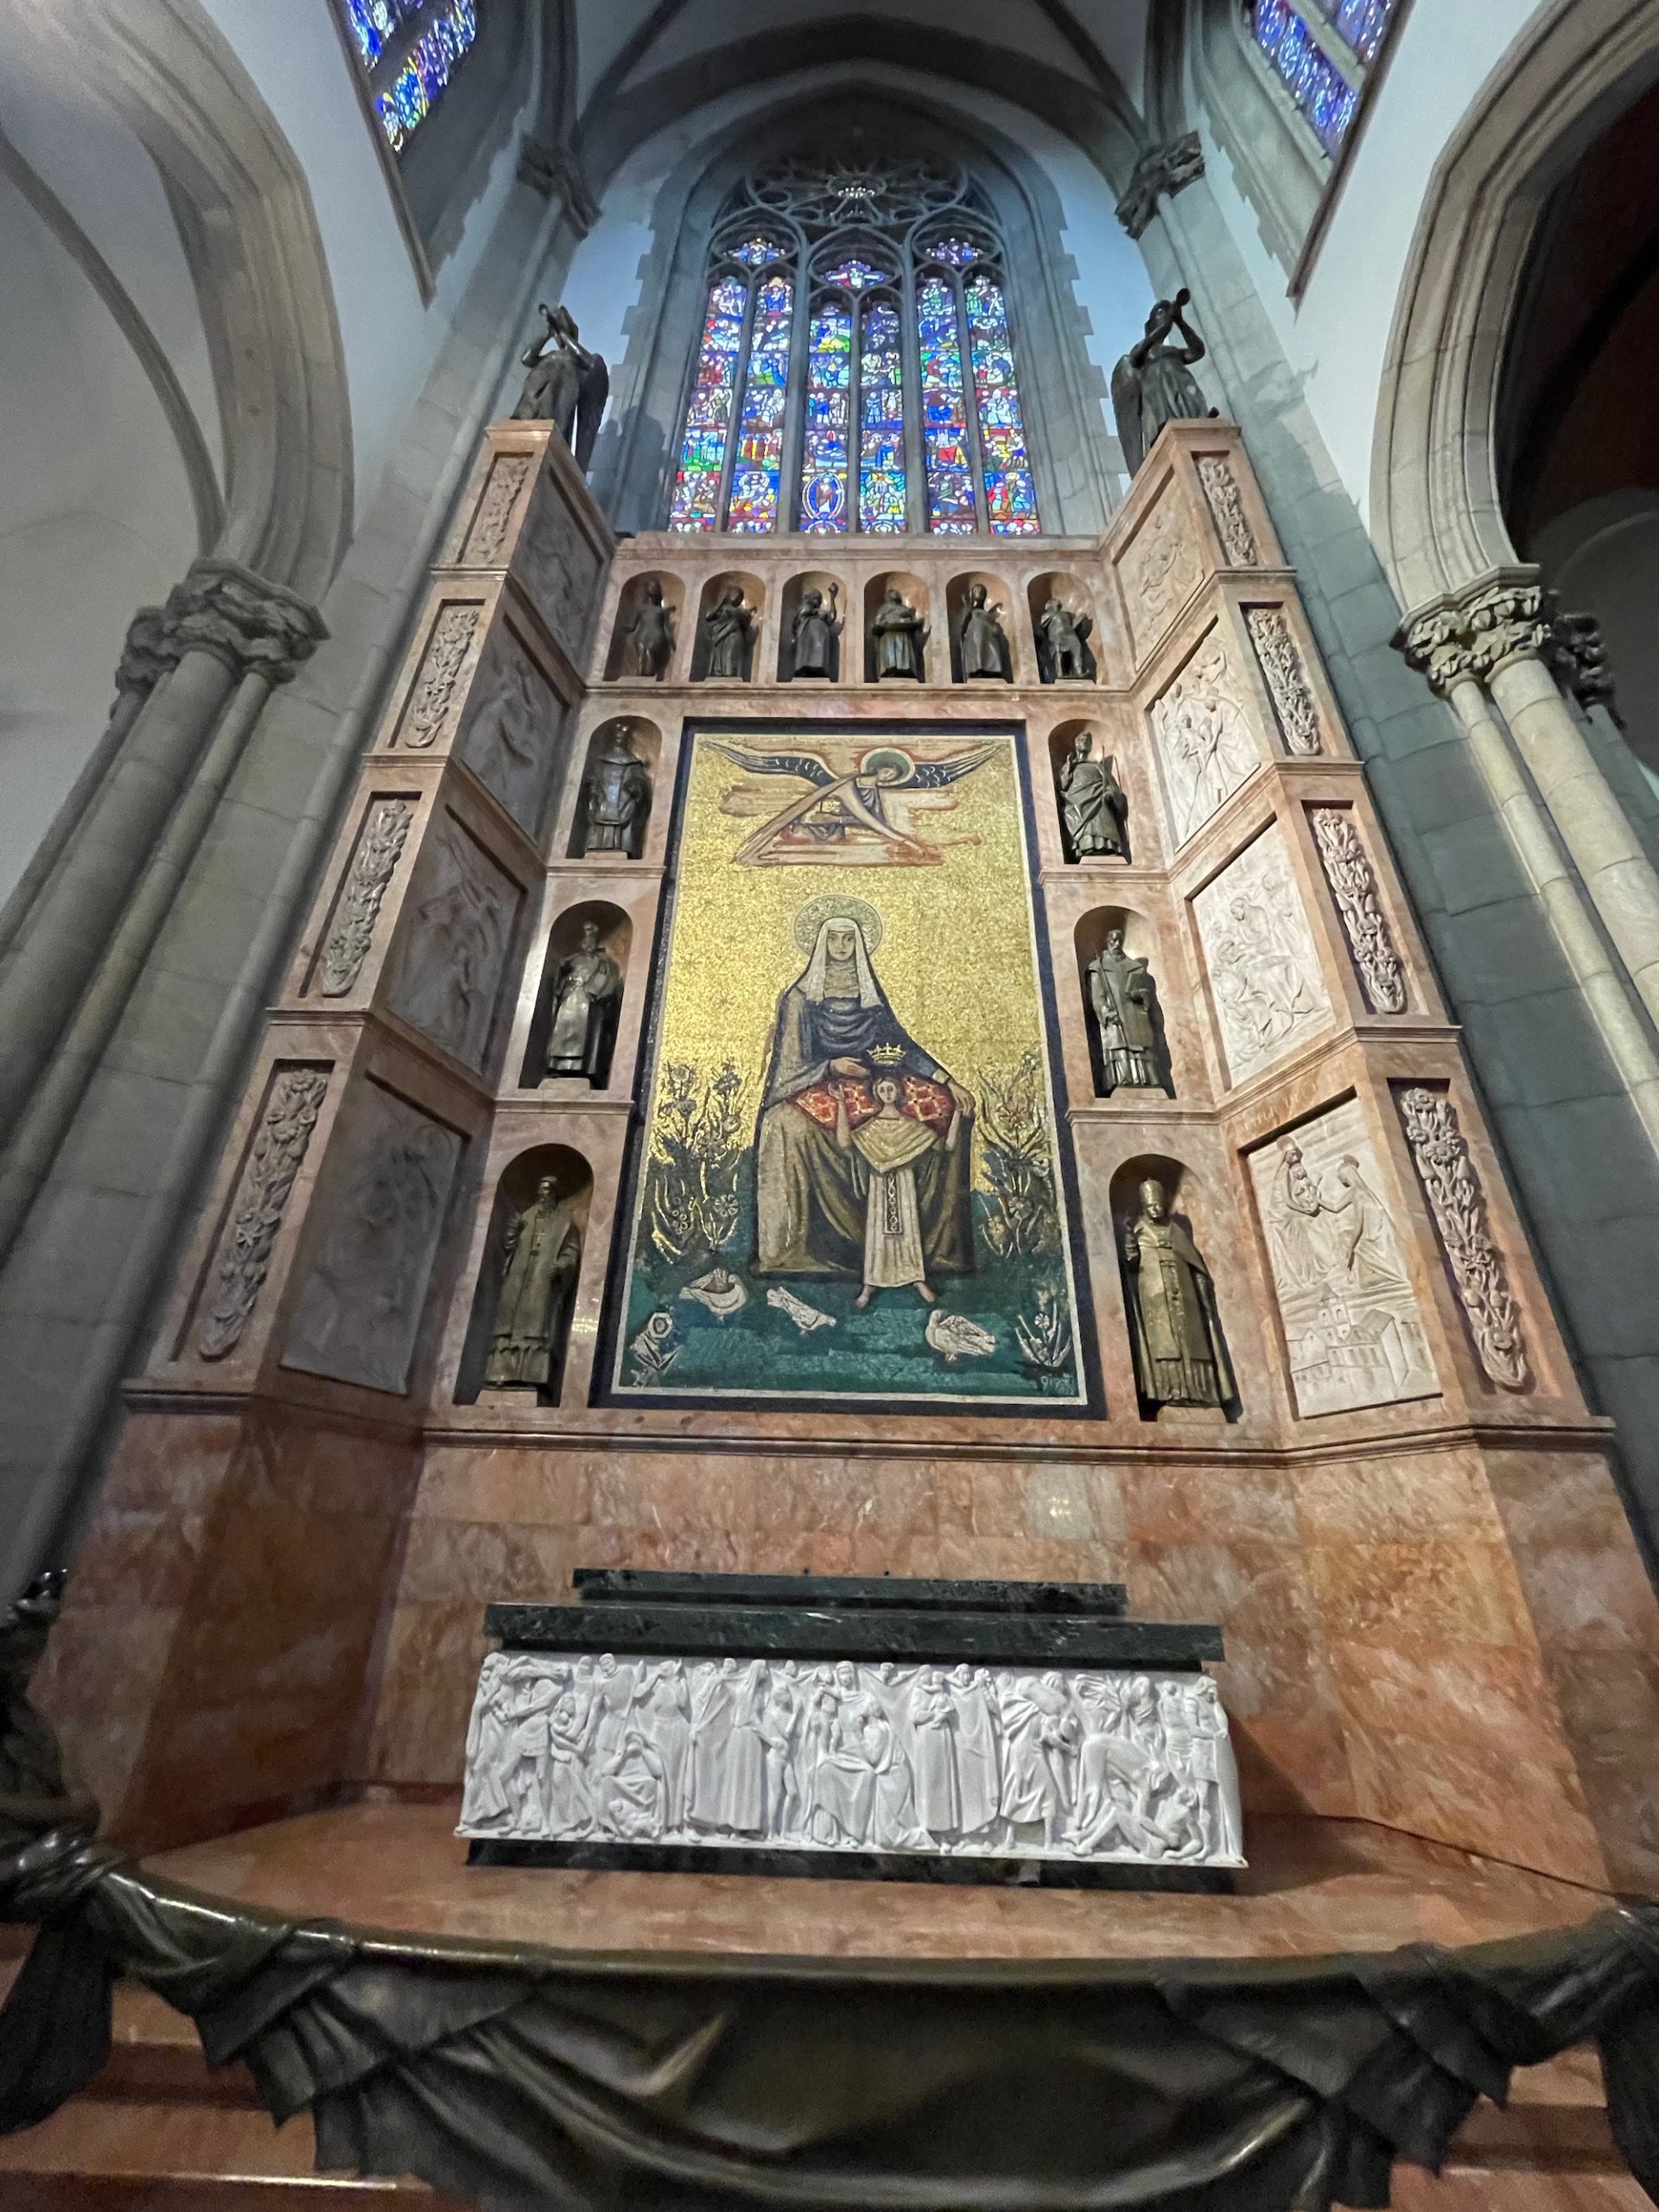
[834,1074,962,1309]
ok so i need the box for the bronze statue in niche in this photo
[626,582,677,680]
[485,1175,582,1393]
[702,586,756,681]
[958,584,1011,680]
[546,920,622,1084]
[512,303,609,470]
[871,588,928,681]
[1035,599,1096,683]
[575,725,652,859]
[1058,732,1128,861]
[1122,1178,1236,1413]
[788,586,842,679]
[1088,931,1171,1096]
[1111,290,1217,477]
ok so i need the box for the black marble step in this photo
[469,1837,1233,1892]
[571,1568,1129,1617]
[486,1600,1221,1669]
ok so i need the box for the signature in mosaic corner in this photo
[709,737,996,866]
[613,730,1085,1407]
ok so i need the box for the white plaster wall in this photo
[1198,0,1544,519]
[0,168,200,906]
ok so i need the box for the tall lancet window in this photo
[340,0,481,150]
[667,157,1040,536]
[1248,0,1402,156]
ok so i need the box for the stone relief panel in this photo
[396,602,483,750]
[316,797,417,998]
[1194,823,1335,1084]
[456,632,559,833]
[1197,457,1259,567]
[513,488,605,669]
[1308,806,1408,1014]
[1151,631,1263,849]
[385,812,520,1072]
[461,454,533,567]
[459,1653,1244,1871]
[196,1065,330,1360]
[284,1081,461,1395]
[1399,1087,1531,1390]
[1246,609,1323,758]
[1249,1098,1438,1417]
[1117,491,1204,660]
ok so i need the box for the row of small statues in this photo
[461,1652,1241,1864]
[621,582,1098,685]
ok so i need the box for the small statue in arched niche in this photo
[870,588,928,681]
[702,585,755,681]
[789,585,842,678]
[1035,598,1096,683]
[485,1173,582,1394]
[1122,1177,1236,1414]
[958,584,1010,680]
[547,919,622,1084]
[1058,731,1128,861]
[626,582,677,680]
[575,724,652,859]
[1087,929,1171,1096]
[1110,289,1217,478]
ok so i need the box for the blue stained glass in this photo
[918,274,976,533]
[859,301,906,533]
[670,276,747,531]
[821,257,892,291]
[1319,0,1399,63]
[729,236,786,266]
[965,274,1039,536]
[726,274,793,532]
[1253,0,1359,156]
[798,304,852,532]
[925,237,983,267]
[375,0,479,151]
[345,0,423,67]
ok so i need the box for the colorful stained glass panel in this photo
[670,276,747,532]
[798,302,852,532]
[965,274,1039,536]
[1318,0,1399,64]
[726,275,793,533]
[925,238,983,267]
[918,275,976,534]
[859,302,906,533]
[1252,0,1358,156]
[729,236,786,266]
[375,0,479,149]
[821,257,892,291]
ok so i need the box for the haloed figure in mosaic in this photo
[836,1073,964,1309]
[1122,1178,1236,1412]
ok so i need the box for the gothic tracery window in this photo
[340,0,480,151]
[1248,0,1402,157]
[669,158,1040,537]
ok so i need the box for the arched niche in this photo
[863,570,933,683]
[1048,720,1131,864]
[454,1145,594,1406]
[565,716,661,860]
[778,569,848,681]
[1073,906,1173,1098]
[944,571,1017,683]
[520,899,633,1089]
[1027,572,1100,683]
[690,570,764,683]
[605,572,683,682]
[1108,1154,1239,1422]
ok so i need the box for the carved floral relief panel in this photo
[1248,1097,1438,1417]
[391,600,486,752]
[194,1063,331,1362]
[1116,487,1205,661]
[1150,628,1263,849]
[1193,823,1335,1084]
[312,794,419,1000]
[284,1080,462,1395]
[385,811,521,1072]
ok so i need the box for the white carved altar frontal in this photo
[459,1650,1245,1876]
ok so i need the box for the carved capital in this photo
[1394,568,1551,695]
[111,605,179,713]
[518,137,599,236]
[1116,132,1205,239]
[161,558,328,687]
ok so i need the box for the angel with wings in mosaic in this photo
[709,740,997,866]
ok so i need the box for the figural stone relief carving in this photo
[285,1083,461,1395]
[386,813,519,1072]
[1399,1088,1531,1391]
[1308,806,1408,1014]
[1246,609,1323,758]
[318,798,416,998]
[198,1066,330,1360]
[1193,824,1334,1084]
[461,455,533,567]
[1118,494,1204,658]
[459,1652,1243,1871]
[400,604,482,749]
[1152,634,1262,847]
[1249,1098,1437,1417]
[458,638,554,831]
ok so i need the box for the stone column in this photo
[0,561,326,1147]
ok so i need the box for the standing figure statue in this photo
[701,584,755,681]
[1035,598,1096,683]
[1087,929,1170,1096]
[575,723,652,858]
[512,302,610,472]
[485,1174,582,1392]
[1058,732,1128,861]
[625,582,676,681]
[871,587,928,681]
[1110,289,1217,479]
[1122,1177,1236,1412]
[958,583,1010,681]
[546,919,622,1084]
[788,585,842,679]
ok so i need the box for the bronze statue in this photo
[485,1175,582,1391]
[626,582,676,680]
[1122,1178,1236,1412]
[1088,930,1168,1095]
[575,724,652,858]
[1036,598,1096,683]
[1110,289,1217,478]
[702,585,755,681]
[789,585,842,678]
[871,588,927,681]
[1058,731,1128,861]
[512,303,609,471]
[958,584,1010,681]
[547,920,622,1084]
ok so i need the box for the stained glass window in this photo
[1250,0,1400,158]
[668,157,1041,535]
[340,0,480,153]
